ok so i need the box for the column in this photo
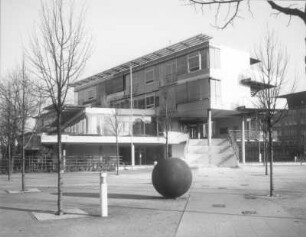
[208,109,212,146]
[131,144,135,167]
[241,116,246,164]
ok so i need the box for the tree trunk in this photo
[116,135,119,175]
[21,127,25,191]
[21,112,26,191]
[165,103,169,159]
[57,110,64,215]
[264,134,268,175]
[7,142,11,181]
[268,121,274,197]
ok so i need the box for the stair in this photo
[185,138,238,168]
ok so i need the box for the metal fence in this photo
[0,155,122,174]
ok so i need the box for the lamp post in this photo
[130,66,135,167]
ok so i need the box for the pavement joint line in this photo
[183,209,306,220]
[174,178,195,237]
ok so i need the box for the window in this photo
[88,88,96,100]
[106,76,124,95]
[78,87,96,105]
[134,98,145,109]
[188,52,201,72]
[145,69,154,84]
[145,95,155,109]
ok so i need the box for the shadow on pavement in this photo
[51,192,163,200]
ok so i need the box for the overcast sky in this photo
[1,0,305,91]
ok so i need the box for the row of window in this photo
[110,95,160,109]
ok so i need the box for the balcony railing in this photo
[228,130,278,142]
[229,130,262,141]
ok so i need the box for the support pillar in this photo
[131,144,135,167]
[207,109,212,146]
[241,116,246,164]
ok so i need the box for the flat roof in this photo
[279,91,306,98]
[71,34,212,88]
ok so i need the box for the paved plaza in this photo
[1,164,306,237]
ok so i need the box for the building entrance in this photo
[183,121,215,139]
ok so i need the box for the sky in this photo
[1,0,305,92]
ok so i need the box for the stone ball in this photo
[152,158,192,199]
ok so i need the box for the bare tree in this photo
[159,86,176,159]
[0,63,43,189]
[0,81,14,181]
[253,30,293,197]
[16,60,44,191]
[105,110,124,175]
[28,0,92,215]
[0,72,21,181]
[187,1,306,72]
[187,0,306,29]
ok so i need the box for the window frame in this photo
[187,52,201,73]
[145,95,155,109]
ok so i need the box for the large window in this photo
[78,87,96,105]
[188,52,201,72]
[176,79,208,104]
[106,76,125,95]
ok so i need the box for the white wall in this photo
[210,44,253,110]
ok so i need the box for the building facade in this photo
[274,91,306,161]
[38,34,265,167]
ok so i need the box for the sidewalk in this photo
[1,165,306,236]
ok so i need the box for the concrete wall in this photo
[171,143,186,159]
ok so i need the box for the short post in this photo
[100,172,108,217]
[259,153,262,163]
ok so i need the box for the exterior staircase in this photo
[184,138,239,168]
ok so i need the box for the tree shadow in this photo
[0,206,92,216]
[0,206,54,214]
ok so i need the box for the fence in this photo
[0,155,122,174]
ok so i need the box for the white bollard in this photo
[259,153,262,163]
[100,172,108,217]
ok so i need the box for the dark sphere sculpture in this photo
[152,158,192,199]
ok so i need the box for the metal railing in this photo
[228,130,262,141]
[0,155,122,174]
